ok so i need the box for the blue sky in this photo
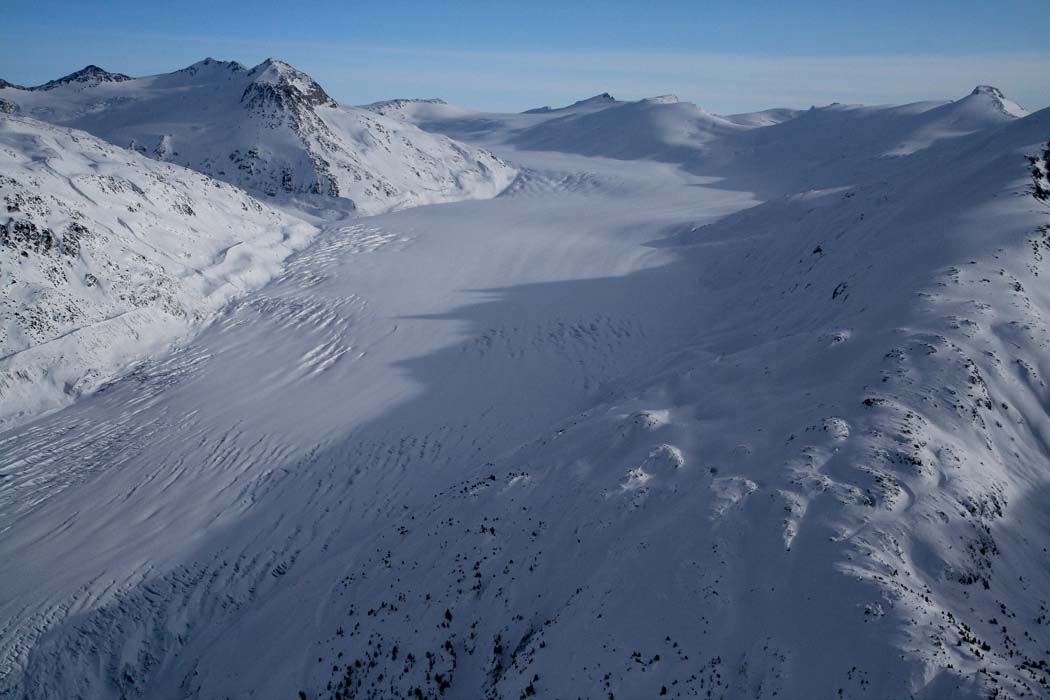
[2,0,1048,113]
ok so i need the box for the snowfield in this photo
[1,62,1050,700]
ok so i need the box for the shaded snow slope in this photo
[0,114,315,425]
[407,87,1027,198]
[714,88,1032,195]
[1,84,1049,700]
[508,97,747,161]
[0,59,516,214]
[362,98,472,124]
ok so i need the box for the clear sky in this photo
[2,0,1048,114]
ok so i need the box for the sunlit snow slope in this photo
[1,80,1049,700]
[0,115,315,425]
[0,59,515,214]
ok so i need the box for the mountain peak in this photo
[643,94,680,105]
[249,58,300,83]
[524,92,618,114]
[577,92,615,104]
[971,85,1005,98]
[179,57,247,75]
[243,58,336,109]
[966,85,1027,117]
[32,65,132,91]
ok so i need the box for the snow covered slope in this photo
[508,95,747,161]
[0,76,1048,700]
[362,98,471,123]
[0,59,515,214]
[712,86,1033,195]
[403,86,1028,197]
[0,114,314,425]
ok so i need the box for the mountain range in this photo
[1,58,1049,700]
[0,58,515,214]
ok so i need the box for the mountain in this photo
[709,86,1032,195]
[522,92,619,114]
[1,72,1049,700]
[29,64,133,91]
[400,86,1029,198]
[0,113,315,425]
[509,95,748,160]
[363,97,461,121]
[0,58,516,214]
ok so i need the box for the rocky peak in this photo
[574,92,616,106]
[971,85,1006,99]
[966,85,1027,117]
[178,57,247,76]
[32,65,132,91]
[524,92,617,114]
[242,59,335,110]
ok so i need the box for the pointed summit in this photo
[966,85,1027,117]
[243,58,335,109]
[31,65,132,91]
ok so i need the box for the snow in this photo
[1,68,1049,700]
[0,115,315,426]
[0,59,516,215]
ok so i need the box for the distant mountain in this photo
[509,95,747,160]
[711,86,1031,194]
[0,58,516,214]
[397,86,1029,195]
[523,92,619,114]
[29,64,132,91]
[364,97,448,117]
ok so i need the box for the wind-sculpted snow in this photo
[0,58,516,214]
[1,81,1049,700]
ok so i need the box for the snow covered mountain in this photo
[1,73,1048,700]
[508,95,748,161]
[0,59,515,214]
[396,86,1030,196]
[0,114,315,425]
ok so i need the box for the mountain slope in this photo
[404,86,1028,199]
[712,86,1031,194]
[252,110,1050,700]
[0,81,1048,700]
[0,59,516,214]
[0,113,315,425]
[509,95,747,160]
